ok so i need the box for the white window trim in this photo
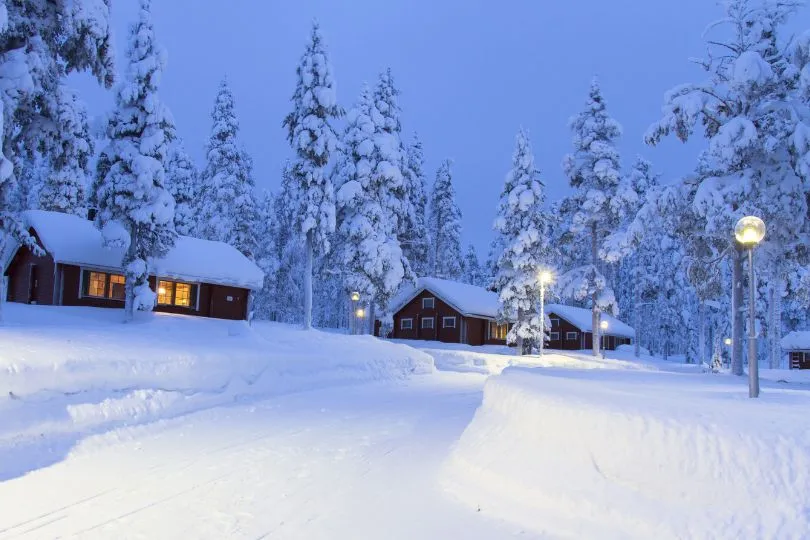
[442,316,456,328]
[550,331,560,341]
[422,297,435,309]
[550,317,560,327]
[566,331,578,341]
[401,318,413,330]
[421,317,435,329]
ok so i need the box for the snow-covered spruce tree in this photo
[283,22,343,330]
[427,159,463,280]
[401,134,430,276]
[493,129,554,355]
[558,79,626,357]
[645,0,810,374]
[94,0,176,322]
[0,0,113,322]
[165,141,199,236]
[463,244,486,287]
[198,79,257,259]
[252,189,277,320]
[39,86,93,217]
[269,162,305,323]
[334,84,411,328]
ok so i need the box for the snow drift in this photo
[441,367,810,539]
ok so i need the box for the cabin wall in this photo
[392,290,462,344]
[465,317,486,346]
[4,232,56,305]
[546,311,631,351]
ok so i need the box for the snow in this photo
[0,303,433,480]
[390,276,501,319]
[781,331,810,350]
[16,209,264,290]
[442,366,810,539]
[546,302,634,337]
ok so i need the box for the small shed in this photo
[781,332,810,370]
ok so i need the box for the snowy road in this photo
[0,372,538,539]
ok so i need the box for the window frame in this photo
[421,317,435,329]
[442,316,456,329]
[400,318,414,330]
[565,331,578,341]
[80,269,126,302]
[157,279,199,310]
[550,317,560,328]
[422,297,435,309]
[550,331,560,341]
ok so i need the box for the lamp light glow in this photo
[734,216,766,247]
[355,308,365,318]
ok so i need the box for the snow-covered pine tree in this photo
[283,22,343,330]
[93,0,176,322]
[269,162,305,323]
[39,86,93,217]
[492,129,554,354]
[252,189,277,320]
[645,0,810,374]
[165,141,199,236]
[198,79,257,258]
[401,134,430,276]
[334,84,411,327]
[463,244,487,287]
[0,0,113,322]
[427,160,463,280]
[558,79,626,357]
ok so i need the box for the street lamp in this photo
[538,270,553,356]
[734,215,766,398]
[724,337,732,346]
[350,291,361,334]
[356,307,366,320]
[600,319,608,358]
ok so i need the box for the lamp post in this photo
[350,291,360,334]
[355,307,366,335]
[734,216,766,398]
[538,270,553,357]
[600,320,608,359]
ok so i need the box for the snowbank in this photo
[0,304,433,478]
[441,367,810,539]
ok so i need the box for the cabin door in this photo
[28,265,38,304]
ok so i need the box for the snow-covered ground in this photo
[3,305,810,539]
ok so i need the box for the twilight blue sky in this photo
[73,1,808,254]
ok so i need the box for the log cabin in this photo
[2,210,264,321]
[781,331,810,369]
[380,277,634,350]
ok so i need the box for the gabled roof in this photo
[781,331,810,350]
[546,303,635,339]
[5,210,264,290]
[390,277,501,320]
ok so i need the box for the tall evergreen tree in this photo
[427,159,463,280]
[401,134,430,276]
[252,189,277,320]
[94,0,176,321]
[493,129,554,354]
[463,244,486,287]
[269,162,305,323]
[283,22,343,330]
[39,86,93,216]
[198,79,257,258]
[165,141,199,236]
[0,0,113,322]
[557,79,627,357]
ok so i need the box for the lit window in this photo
[109,274,126,300]
[443,316,456,328]
[489,322,509,340]
[422,317,434,329]
[87,272,107,297]
[174,283,191,307]
[422,297,435,309]
[157,280,173,305]
[566,332,578,341]
[401,318,413,330]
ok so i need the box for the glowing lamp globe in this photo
[724,338,732,346]
[539,270,553,284]
[355,308,366,319]
[600,320,608,331]
[734,216,766,247]
[350,291,361,302]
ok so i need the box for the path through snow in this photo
[0,372,539,539]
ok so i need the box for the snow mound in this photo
[441,367,810,539]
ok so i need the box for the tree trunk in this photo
[591,224,600,358]
[770,281,782,369]
[123,233,138,323]
[303,232,313,330]
[698,300,706,366]
[731,247,744,376]
[368,302,376,336]
[634,261,641,358]
[0,274,6,324]
[516,308,525,356]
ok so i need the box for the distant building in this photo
[781,331,810,369]
[381,277,634,350]
[2,210,264,321]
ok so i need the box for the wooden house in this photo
[383,277,511,346]
[2,210,264,321]
[544,304,634,351]
[781,331,810,369]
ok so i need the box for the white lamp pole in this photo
[538,271,553,357]
[600,320,608,359]
[734,216,766,398]
[350,291,360,335]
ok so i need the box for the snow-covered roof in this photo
[390,277,500,319]
[546,304,635,339]
[8,210,264,290]
[781,331,810,350]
